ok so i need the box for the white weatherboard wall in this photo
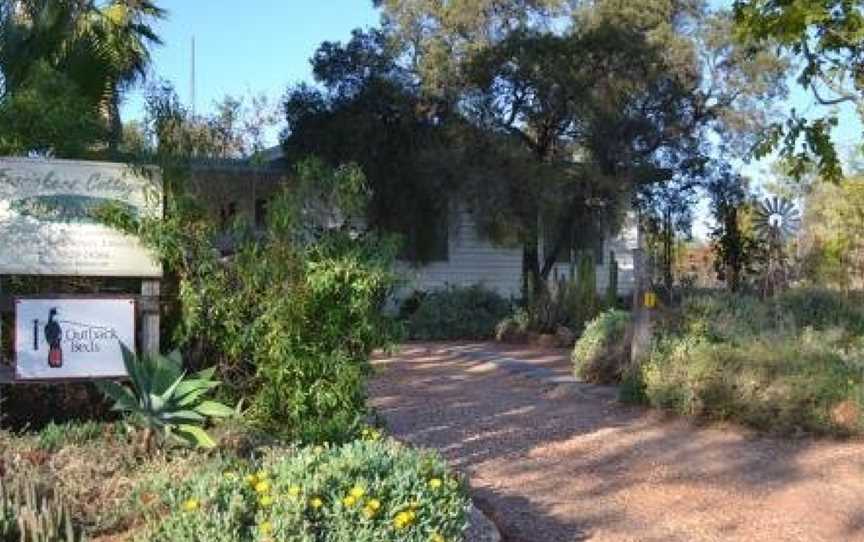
[396,209,523,299]
[396,209,640,299]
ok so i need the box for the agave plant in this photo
[97,345,234,451]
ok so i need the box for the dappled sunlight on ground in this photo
[370,341,864,542]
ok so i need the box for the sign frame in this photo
[12,295,137,383]
[0,157,163,277]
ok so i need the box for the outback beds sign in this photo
[14,298,134,380]
[0,158,162,277]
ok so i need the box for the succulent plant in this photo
[97,345,235,450]
[0,476,82,541]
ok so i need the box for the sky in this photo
[121,0,382,140]
[124,0,862,240]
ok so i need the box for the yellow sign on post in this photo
[644,291,658,309]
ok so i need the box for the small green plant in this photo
[572,310,631,384]
[97,346,234,450]
[605,251,619,309]
[136,439,470,542]
[36,421,106,452]
[406,284,512,340]
[0,477,82,541]
[575,251,598,328]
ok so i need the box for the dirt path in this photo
[369,342,864,542]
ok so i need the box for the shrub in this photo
[495,308,532,343]
[572,310,631,384]
[100,159,401,443]
[406,284,511,340]
[626,289,864,435]
[137,439,470,542]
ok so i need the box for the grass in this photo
[623,289,864,436]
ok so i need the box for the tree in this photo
[733,0,863,181]
[0,0,165,153]
[706,165,757,291]
[282,29,460,262]
[374,0,572,102]
[0,61,108,156]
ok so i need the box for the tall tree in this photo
[282,29,460,262]
[0,0,165,153]
[706,165,757,291]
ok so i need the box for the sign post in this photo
[0,157,163,382]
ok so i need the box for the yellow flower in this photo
[287,485,301,498]
[342,495,357,507]
[349,485,365,499]
[259,495,274,508]
[255,470,269,480]
[430,534,445,542]
[255,480,271,494]
[362,498,381,519]
[245,474,258,487]
[259,521,273,535]
[361,427,382,441]
[393,510,417,530]
[309,496,324,509]
[181,498,200,512]
[313,445,325,454]
[428,478,443,490]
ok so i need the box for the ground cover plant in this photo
[404,284,512,340]
[0,421,469,541]
[136,438,468,542]
[623,289,864,435]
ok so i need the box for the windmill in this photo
[752,197,800,297]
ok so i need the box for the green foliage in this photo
[100,138,400,442]
[605,252,619,308]
[97,346,233,449]
[36,421,106,452]
[706,167,759,291]
[136,439,469,542]
[575,252,598,326]
[0,62,108,157]
[733,0,862,181]
[572,310,631,384]
[625,289,864,435]
[0,477,83,542]
[405,284,512,340]
[798,175,864,289]
[0,0,165,152]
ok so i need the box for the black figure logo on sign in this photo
[44,308,63,368]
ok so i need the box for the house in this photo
[187,149,639,300]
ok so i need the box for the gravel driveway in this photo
[369,342,864,542]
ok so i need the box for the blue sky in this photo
[121,0,381,134]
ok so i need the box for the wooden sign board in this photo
[0,158,162,277]
[14,298,135,380]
